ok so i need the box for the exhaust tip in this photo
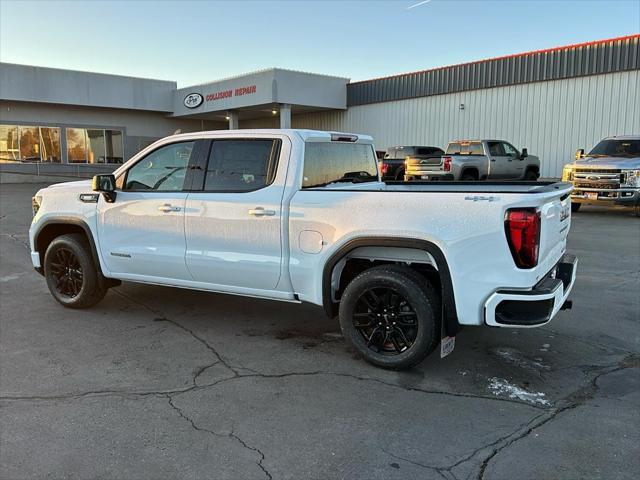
[561,300,573,311]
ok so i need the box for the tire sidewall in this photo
[339,269,437,369]
[44,235,99,308]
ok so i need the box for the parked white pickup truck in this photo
[29,130,577,369]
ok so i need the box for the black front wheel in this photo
[44,234,107,308]
[339,265,440,369]
[571,203,581,213]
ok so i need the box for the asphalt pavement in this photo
[1,182,638,480]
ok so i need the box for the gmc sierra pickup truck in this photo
[30,129,576,369]
[404,139,540,182]
[562,135,640,213]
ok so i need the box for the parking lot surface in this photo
[1,182,639,480]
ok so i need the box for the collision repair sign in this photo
[206,85,257,103]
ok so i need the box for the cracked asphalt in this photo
[1,183,639,480]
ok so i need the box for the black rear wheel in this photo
[44,233,107,308]
[339,265,440,369]
[524,170,538,181]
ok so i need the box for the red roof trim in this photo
[349,34,640,86]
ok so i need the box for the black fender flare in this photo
[460,167,479,180]
[33,217,103,276]
[322,237,460,336]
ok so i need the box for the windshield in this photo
[588,139,640,157]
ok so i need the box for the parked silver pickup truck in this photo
[404,140,540,182]
[562,135,640,213]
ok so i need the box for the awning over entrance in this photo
[172,68,348,128]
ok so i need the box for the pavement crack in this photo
[475,355,639,479]
[165,394,272,479]
[0,386,196,403]
[381,447,447,477]
[113,288,243,378]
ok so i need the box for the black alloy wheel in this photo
[49,247,84,298]
[353,287,418,355]
[44,233,107,308]
[339,265,440,369]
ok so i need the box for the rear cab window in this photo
[446,142,484,155]
[302,142,378,188]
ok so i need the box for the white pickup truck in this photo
[29,130,577,369]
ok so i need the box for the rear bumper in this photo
[484,254,578,328]
[404,173,454,182]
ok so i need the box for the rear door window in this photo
[487,142,504,156]
[203,139,280,192]
[303,143,378,188]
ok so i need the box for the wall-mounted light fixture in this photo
[271,109,278,115]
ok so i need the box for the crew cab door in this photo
[183,136,286,291]
[500,142,525,179]
[96,140,204,280]
[486,141,510,179]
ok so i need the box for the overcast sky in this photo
[1,0,638,86]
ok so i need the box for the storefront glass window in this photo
[87,129,106,163]
[19,126,41,162]
[66,128,123,164]
[39,127,61,163]
[67,128,88,163]
[105,130,124,163]
[0,125,19,162]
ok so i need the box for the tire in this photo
[524,170,538,181]
[571,203,581,213]
[44,233,107,308]
[395,169,405,181]
[461,172,477,181]
[339,265,440,370]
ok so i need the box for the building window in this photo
[0,125,61,163]
[0,125,19,162]
[65,128,124,164]
[66,128,88,163]
[40,127,61,162]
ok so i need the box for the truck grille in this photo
[573,169,622,189]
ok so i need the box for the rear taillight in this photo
[504,208,541,269]
[443,156,452,171]
[378,161,389,175]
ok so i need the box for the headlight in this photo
[32,195,42,216]
[622,169,640,187]
[562,166,573,182]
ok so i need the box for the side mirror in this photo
[575,148,585,161]
[520,148,528,160]
[92,174,117,203]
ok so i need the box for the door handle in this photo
[158,204,181,212]
[248,207,276,217]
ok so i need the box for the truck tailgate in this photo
[537,188,572,273]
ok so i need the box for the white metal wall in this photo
[245,70,640,178]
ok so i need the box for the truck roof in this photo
[602,135,640,140]
[449,139,501,143]
[160,129,374,144]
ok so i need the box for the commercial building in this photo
[1,34,638,180]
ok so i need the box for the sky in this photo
[1,0,638,87]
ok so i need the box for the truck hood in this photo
[569,156,640,169]
[46,179,93,190]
